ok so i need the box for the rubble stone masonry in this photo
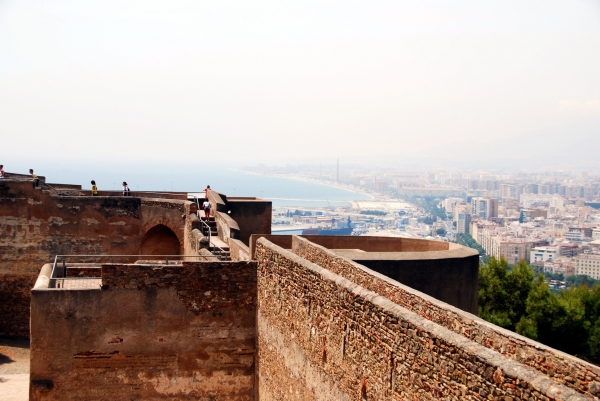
[256,238,590,400]
[0,273,37,337]
[0,179,193,338]
[292,236,600,397]
[101,261,257,314]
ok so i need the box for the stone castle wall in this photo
[30,261,257,401]
[0,181,142,275]
[0,273,38,337]
[101,261,256,313]
[292,236,600,397]
[255,238,590,400]
[0,180,193,338]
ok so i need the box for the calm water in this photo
[40,164,372,207]
[271,229,304,235]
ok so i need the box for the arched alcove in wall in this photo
[140,224,181,255]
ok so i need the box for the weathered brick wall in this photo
[31,260,257,401]
[0,181,193,275]
[139,198,192,256]
[0,180,194,338]
[0,181,143,275]
[256,238,589,401]
[292,236,600,397]
[101,261,257,313]
[0,274,37,337]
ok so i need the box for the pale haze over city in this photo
[1,0,600,174]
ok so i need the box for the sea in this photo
[190,169,373,207]
[37,163,373,208]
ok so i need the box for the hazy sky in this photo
[1,1,599,168]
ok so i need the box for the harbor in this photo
[271,198,440,239]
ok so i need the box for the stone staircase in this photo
[199,217,218,237]
[190,201,231,261]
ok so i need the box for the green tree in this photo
[401,195,448,221]
[505,261,535,321]
[553,287,589,356]
[589,321,600,360]
[543,272,564,281]
[479,258,600,363]
[515,274,554,340]
[360,210,387,216]
[582,285,600,360]
[517,281,589,357]
[567,275,599,287]
[456,233,485,256]
[478,258,533,330]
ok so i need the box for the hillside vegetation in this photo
[479,257,600,362]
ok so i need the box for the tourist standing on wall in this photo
[122,182,130,197]
[0,165,4,179]
[29,169,39,188]
[202,199,211,219]
[204,184,210,199]
[91,180,98,196]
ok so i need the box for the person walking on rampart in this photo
[0,165,4,179]
[204,184,210,199]
[202,198,211,219]
[29,169,39,188]
[122,182,130,197]
[91,180,98,196]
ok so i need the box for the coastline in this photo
[231,169,376,201]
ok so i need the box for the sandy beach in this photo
[234,169,376,201]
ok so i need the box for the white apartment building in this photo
[491,240,532,265]
[565,228,584,241]
[502,197,519,210]
[576,254,600,280]
[520,194,565,210]
[441,197,464,215]
[565,185,584,199]
[454,204,471,222]
[476,226,532,265]
[543,259,575,277]
[538,184,551,195]
[530,246,558,264]
[500,184,524,199]
[470,221,499,245]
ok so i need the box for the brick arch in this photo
[140,219,184,255]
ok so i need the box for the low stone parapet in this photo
[256,237,591,400]
[291,236,600,398]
